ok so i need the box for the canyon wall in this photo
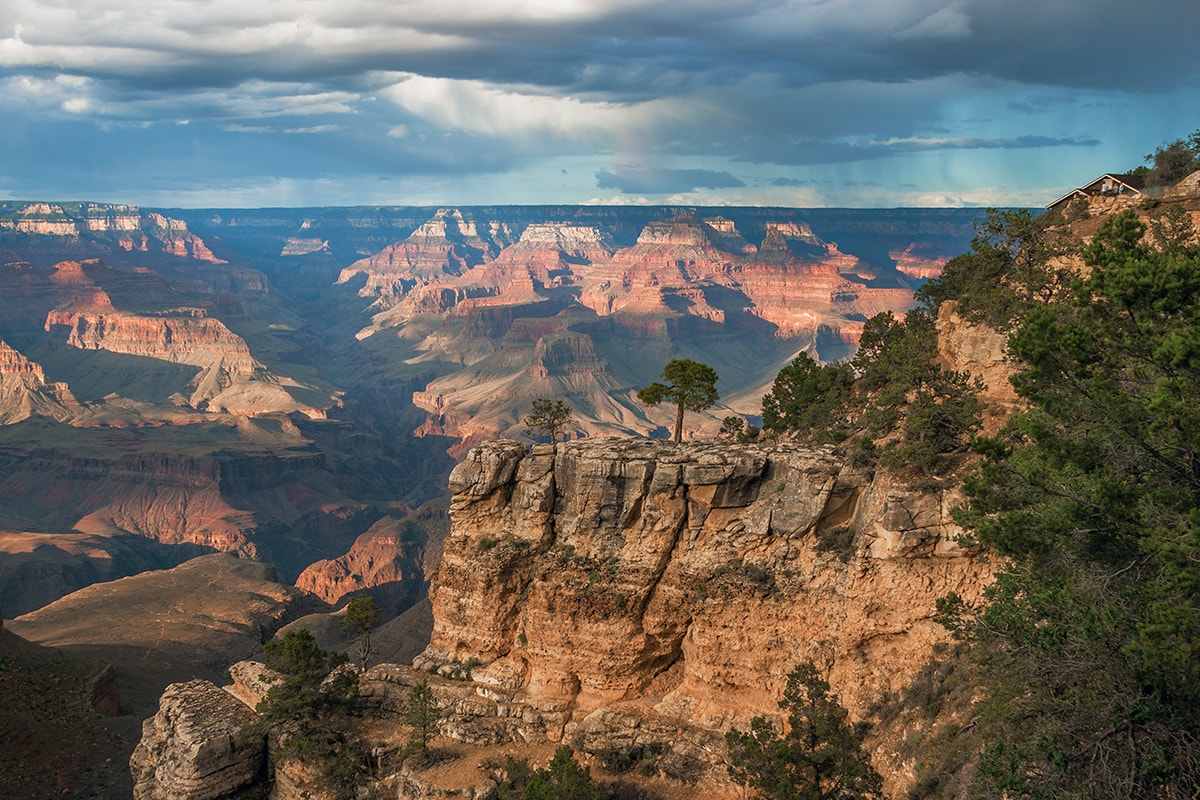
[410,437,992,794]
[338,208,979,447]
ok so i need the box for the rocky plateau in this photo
[127,434,996,800]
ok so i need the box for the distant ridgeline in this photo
[0,200,981,623]
[162,204,988,447]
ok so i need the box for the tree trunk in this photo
[674,400,685,443]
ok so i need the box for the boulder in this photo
[130,679,266,800]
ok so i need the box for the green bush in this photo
[252,630,364,795]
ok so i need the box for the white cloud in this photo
[381,73,700,143]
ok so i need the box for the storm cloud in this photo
[0,0,1195,206]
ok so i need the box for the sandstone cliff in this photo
[408,438,992,795]
[0,339,79,424]
[130,680,265,800]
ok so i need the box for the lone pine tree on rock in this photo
[523,398,575,443]
[638,358,719,443]
[339,594,382,671]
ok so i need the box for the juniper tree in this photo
[637,358,719,443]
[523,398,575,443]
[726,661,882,800]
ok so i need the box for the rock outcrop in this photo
[347,209,961,445]
[412,438,992,794]
[130,679,265,800]
[294,516,426,609]
[935,300,1019,431]
[0,339,79,423]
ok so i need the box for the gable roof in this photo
[1046,173,1146,210]
[1080,173,1146,194]
[1046,187,1088,211]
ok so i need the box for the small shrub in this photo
[816,526,857,562]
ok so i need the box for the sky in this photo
[0,0,1197,209]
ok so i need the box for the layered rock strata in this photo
[412,438,993,793]
[0,339,79,423]
[345,209,947,445]
[130,680,265,800]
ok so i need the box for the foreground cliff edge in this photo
[133,438,993,799]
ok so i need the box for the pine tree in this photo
[726,662,882,800]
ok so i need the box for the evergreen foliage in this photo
[944,210,1200,798]
[339,594,382,671]
[403,680,440,756]
[498,746,606,800]
[524,398,575,443]
[720,414,747,439]
[1142,133,1200,188]
[761,352,854,440]
[851,309,984,473]
[637,358,719,443]
[726,661,882,800]
[254,629,363,792]
[915,208,1066,330]
[761,310,981,475]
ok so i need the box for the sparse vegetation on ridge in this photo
[252,629,365,795]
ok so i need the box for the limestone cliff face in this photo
[416,438,992,790]
[0,203,227,263]
[935,300,1019,432]
[0,340,79,424]
[130,680,265,800]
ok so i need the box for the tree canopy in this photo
[760,310,982,475]
[523,398,575,443]
[497,746,606,800]
[340,594,382,671]
[637,358,719,443]
[726,661,882,800]
[1140,131,1200,188]
[942,210,1200,798]
[761,352,854,441]
[256,629,362,790]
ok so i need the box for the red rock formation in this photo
[294,517,425,609]
[891,243,948,280]
[0,340,79,424]
[337,208,516,296]
[414,439,992,796]
[349,211,936,446]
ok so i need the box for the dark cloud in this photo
[733,133,1102,166]
[0,0,1193,206]
[595,167,745,194]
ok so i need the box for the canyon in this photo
[125,433,996,800]
[7,177,1199,799]
[0,199,986,798]
[0,200,981,617]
